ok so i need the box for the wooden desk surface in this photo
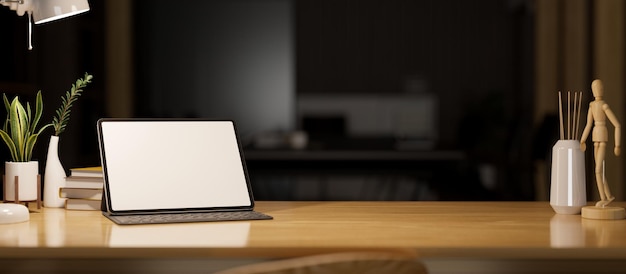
[1,201,626,260]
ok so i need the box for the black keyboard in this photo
[104,210,273,225]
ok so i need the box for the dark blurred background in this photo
[1,0,624,202]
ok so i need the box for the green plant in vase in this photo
[0,91,52,203]
[52,73,93,136]
[45,72,93,207]
[0,73,93,161]
[0,73,93,206]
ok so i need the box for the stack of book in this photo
[61,166,103,210]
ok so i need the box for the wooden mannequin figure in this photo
[580,79,626,219]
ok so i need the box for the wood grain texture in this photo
[2,201,626,260]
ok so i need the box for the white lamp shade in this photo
[32,0,90,24]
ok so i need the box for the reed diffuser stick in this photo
[558,91,583,140]
[576,91,582,139]
[558,91,564,140]
[567,92,571,140]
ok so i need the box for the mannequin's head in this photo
[592,79,604,98]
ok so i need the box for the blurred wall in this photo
[135,0,295,140]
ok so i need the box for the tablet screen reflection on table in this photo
[107,222,251,247]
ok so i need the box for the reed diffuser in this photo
[550,91,586,214]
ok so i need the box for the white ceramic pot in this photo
[550,140,586,214]
[43,136,67,207]
[4,161,39,201]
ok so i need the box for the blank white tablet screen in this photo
[99,120,252,211]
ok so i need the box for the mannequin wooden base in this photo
[581,206,626,220]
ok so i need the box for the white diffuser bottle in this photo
[550,140,586,214]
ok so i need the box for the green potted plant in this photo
[0,73,93,206]
[0,91,51,203]
[44,73,93,207]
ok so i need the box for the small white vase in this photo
[4,161,39,201]
[43,136,67,207]
[550,140,586,214]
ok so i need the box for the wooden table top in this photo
[1,201,625,260]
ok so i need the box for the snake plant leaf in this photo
[23,123,52,160]
[24,134,37,162]
[2,94,8,109]
[31,91,44,134]
[3,94,10,127]
[17,99,29,160]
[2,94,8,132]
[26,101,32,129]
[0,129,18,161]
[9,98,25,158]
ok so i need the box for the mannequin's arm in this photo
[603,104,621,156]
[580,105,594,151]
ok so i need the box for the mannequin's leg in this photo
[594,142,608,206]
[599,143,615,206]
